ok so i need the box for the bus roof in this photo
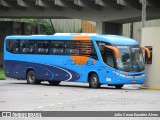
[5,33,138,46]
[95,35,138,46]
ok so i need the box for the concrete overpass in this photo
[0,0,160,34]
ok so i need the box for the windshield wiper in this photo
[130,50,141,72]
[133,60,141,71]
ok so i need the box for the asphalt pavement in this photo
[0,79,160,120]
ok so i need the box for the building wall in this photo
[51,19,82,33]
[0,22,13,66]
[141,27,160,88]
[52,18,160,40]
[51,19,96,33]
[123,19,160,43]
[0,21,44,66]
[82,20,96,33]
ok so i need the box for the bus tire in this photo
[89,73,101,88]
[27,70,41,84]
[115,85,124,89]
[48,81,61,86]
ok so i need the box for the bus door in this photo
[104,49,117,83]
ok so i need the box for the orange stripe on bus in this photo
[72,36,90,40]
[71,56,89,66]
[71,36,91,65]
[104,45,120,58]
[140,46,151,58]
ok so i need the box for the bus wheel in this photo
[89,74,101,88]
[27,70,41,84]
[48,81,61,86]
[115,85,124,89]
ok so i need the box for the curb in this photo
[139,86,160,90]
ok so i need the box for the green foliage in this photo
[21,19,54,35]
[0,68,5,79]
[0,18,54,35]
[0,18,10,21]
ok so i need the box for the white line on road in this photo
[24,92,115,111]
[37,106,45,109]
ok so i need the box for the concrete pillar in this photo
[141,27,160,88]
[96,21,123,35]
[104,22,122,35]
[96,21,105,34]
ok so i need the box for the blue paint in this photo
[5,60,80,81]
[4,34,145,85]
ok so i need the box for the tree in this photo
[0,18,54,35]
[21,19,54,35]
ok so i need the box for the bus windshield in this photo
[116,46,144,72]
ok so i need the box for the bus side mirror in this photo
[103,45,120,58]
[140,46,151,58]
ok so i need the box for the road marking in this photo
[23,92,115,111]
[79,98,86,101]
[50,104,55,106]
[87,97,92,99]
[57,103,63,105]
[94,96,98,98]
[37,106,45,109]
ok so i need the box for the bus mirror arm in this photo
[140,46,151,58]
[103,45,120,58]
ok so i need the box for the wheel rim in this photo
[92,76,98,87]
[29,73,35,82]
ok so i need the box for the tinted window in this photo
[65,41,98,59]
[6,40,20,53]
[37,41,49,54]
[20,40,31,54]
[6,39,97,58]
[96,41,110,55]
[96,41,115,67]
[50,41,64,55]
[106,51,115,67]
[65,41,80,55]
[29,41,36,54]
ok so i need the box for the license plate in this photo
[132,80,136,83]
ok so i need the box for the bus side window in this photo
[37,41,49,54]
[6,40,20,54]
[50,41,64,55]
[65,41,79,55]
[29,41,36,54]
[65,41,98,59]
[90,44,98,60]
[14,41,20,53]
[20,40,30,54]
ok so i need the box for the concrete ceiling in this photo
[0,0,160,23]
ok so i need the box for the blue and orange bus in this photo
[4,33,150,89]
